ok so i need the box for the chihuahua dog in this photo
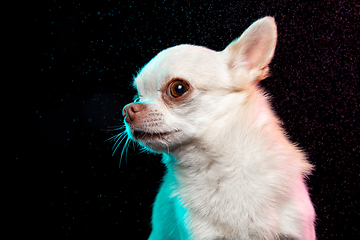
[122,17,316,240]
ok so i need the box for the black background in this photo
[16,0,359,239]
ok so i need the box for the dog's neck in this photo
[163,87,309,198]
[159,88,313,238]
[165,88,282,171]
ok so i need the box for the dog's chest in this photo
[167,162,282,239]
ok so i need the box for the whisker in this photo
[104,133,118,143]
[104,126,132,168]
[112,132,128,150]
[138,147,148,155]
[118,137,129,167]
[101,125,125,132]
[103,127,126,143]
[112,136,123,156]
[131,138,136,150]
[106,125,125,130]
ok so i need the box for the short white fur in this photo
[123,17,316,240]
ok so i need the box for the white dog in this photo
[122,17,316,240]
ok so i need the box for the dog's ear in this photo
[223,17,277,82]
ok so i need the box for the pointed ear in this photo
[223,17,277,81]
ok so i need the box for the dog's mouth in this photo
[133,129,178,141]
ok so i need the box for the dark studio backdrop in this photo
[17,0,359,239]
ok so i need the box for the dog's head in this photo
[122,17,277,153]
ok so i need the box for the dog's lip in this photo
[133,129,179,140]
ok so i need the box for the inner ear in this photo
[224,17,277,73]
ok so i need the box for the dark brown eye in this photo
[168,80,189,98]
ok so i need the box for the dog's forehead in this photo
[134,44,225,93]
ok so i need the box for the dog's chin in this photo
[132,129,181,152]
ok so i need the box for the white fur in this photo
[123,17,316,239]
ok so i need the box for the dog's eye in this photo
[168,80,189,98]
